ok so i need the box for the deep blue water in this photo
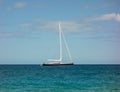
[0,64,120,92]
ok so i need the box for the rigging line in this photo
[61,30,73,63]
[59,22,62,62]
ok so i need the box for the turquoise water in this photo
[0,65,120,92]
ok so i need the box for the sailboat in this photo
[42,22,74,66]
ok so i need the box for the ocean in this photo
[0,65,120,92]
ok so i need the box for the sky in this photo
[0,0,120,64]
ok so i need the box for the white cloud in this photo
[91,13,120,22]
[18,19,94,33]
[0,31,28,38]
[20,23,31,27]
[62,21,82,32]
[14,2,26,8]
[36,20,83,32]
[0,32,15,37]
[6,2,26,11]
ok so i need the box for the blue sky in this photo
[0,0,120,64]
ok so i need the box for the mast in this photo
[59,22,62,63]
